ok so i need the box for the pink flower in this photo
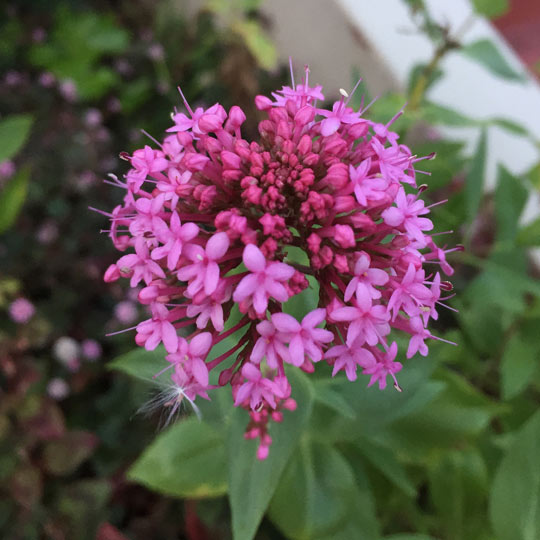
[9,298,35,324]
[271,309,334,366]
[331,298,390,348]
[167,333,213,387]
[318,99,362,136]
[233,244,295,315]
[177,232,230,296]
[325,342,375,381]
[250,320,290,369]
[234,363,286,410]
[387,263,433,321]
[363,342,402,389]
[344,252,389,302]
[151,212,199,270]
[136,303,178,353]
[382,187,433,246]
[101,63,457,459]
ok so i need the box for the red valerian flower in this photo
[101,64,458,458]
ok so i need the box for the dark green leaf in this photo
[269,441,379,540]
[108,346,169,384]
[354,436,416,496]
[472,0,509,18]
[491,117,530,136]
[384,535,438,540]
[313,380,356,420]
[422,102,478,127]
[494,165,528,243]
[0,166,30,234]
[490,410,540,540]
[461,39,525,81]
[375,369,497,460]
[465,129,487,224]
[517,216,540,247]
[227,368,314,540]
[0,115,33,162]
[128,418,228,498]
[428,448,488,540]
[501,333,538,400]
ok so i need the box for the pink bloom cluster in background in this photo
[102,66,458,459]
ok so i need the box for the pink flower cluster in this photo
[102,66,458,459]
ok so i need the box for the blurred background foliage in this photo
[1,0,540,539]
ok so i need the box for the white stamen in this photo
[339,88,349,98]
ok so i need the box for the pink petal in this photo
[289,334,305,366]
[204,261,220,295]
[301,308,326,329]
[242,244,266,273]
[320,116,341,136]
[180,222,199,241]
[256,320,275,338]
[381,207,404,227]
[271,312,301,333]
[189,332,213,357]
[233,274,260,302]
[242,362,261,381]
[253,287,268,315]
[250,338,267,364]
[264,279,288,303]
[192,357,209,387]
[210,304,224,331]
[161,321,179,353]
[330,306,358,322]
[206,232,230,260]
[265,262,295,281]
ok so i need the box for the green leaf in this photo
[461,39,525,81]
[490,410,540,540]
[428,448,488,540]
[318,356,442,443]
[227,368,314,540]
[0,166,30,234]
[232,20,277,71]
[465,129,487,224]
[422,102,478,127]
[0,115,33,162]
[313,380,356,420]
[384,535,438,540]
[501,333,538,400]
[472,0,509,18]
[128,418,227,498]
[376,369,496,460]
[491,117,530,136]
[283,275,320,319]
[108,346,169,384]
[354,436,416,497]
[407,64,443,97]
[518,217,540,247]
[494,165,528,243]
[269,441,379,540]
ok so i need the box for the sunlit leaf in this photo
[227,369,314,540]
[0,167,30,234]
[269,441,379,540]
[461,39,525,81]
[128,418,228,498]
[490,410,540,540]
[472,0,509,18]
[0,115,33,162]
[465,128,487,225]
